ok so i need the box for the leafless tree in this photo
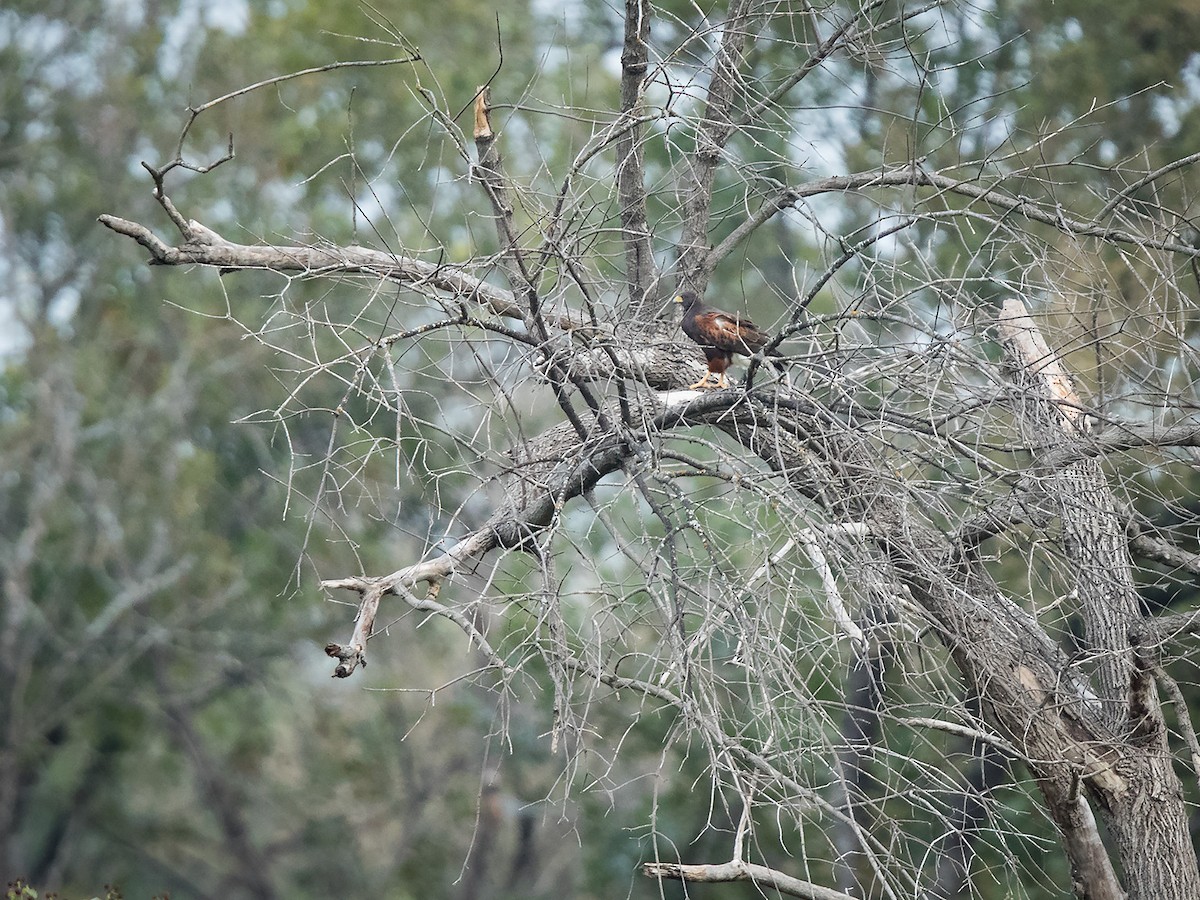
[102,1,1200,897]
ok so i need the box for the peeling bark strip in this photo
[997,299,1089,432]
[1000,299,1138,725]
[471,86,519,280]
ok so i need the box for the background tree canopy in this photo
[6,1,1200,898]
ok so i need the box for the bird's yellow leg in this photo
[687,372,716,389]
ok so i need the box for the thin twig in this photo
[191,55,422,117]
[1098,149,1200,219]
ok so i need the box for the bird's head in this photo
[674,291,700,310]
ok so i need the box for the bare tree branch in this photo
[96,213,538,322]
[733,0,946,128]
[703,165,1200,277]
[676,0,766,294]
[322,529,501,678]
[1099,148,1200,219]
[93,3,1200,895]
[1131,608,1200,647]
[471,87,528,297]
[644,860,857,900]
[997,298,1195,897]
[616,0,656,311]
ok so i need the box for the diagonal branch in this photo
[322,529,503,678]
[471,86,530,297]
[1131,609,1200,648]
[1099,148,1200,219]
[321,399,659,676]
[471,89,611,436]
[702,165,1200,277]
[733,0,891,127]
[318,389,804,677]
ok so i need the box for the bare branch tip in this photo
[325,642,366,678]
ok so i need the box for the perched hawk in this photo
[676,291,777,389]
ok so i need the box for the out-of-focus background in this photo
[5,1,1200,897]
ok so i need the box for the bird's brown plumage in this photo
[676,291,774,388]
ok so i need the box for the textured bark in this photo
[1041,779,1125,900]
[96,214,540,321]
[616,0,656,313]
[106,190,1187,889]
[675,0,763,294]
[997,299,1199,899]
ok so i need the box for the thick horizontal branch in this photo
[562,330,707,391]
[1090,423,1200,454]
[1126,521,1200,578]
[856,168,1200,255]
[643,861,856,900]
[98,213,588,330]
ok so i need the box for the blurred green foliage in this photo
[4,0,1200,897]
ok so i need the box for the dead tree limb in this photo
[644,860,857,900]
[95,213,543,323]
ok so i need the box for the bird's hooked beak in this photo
[673,294,684,305]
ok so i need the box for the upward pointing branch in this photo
[676,0,764,295]
[471,87,606,439]
[472,87,529,304]
[617,0,656,314]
